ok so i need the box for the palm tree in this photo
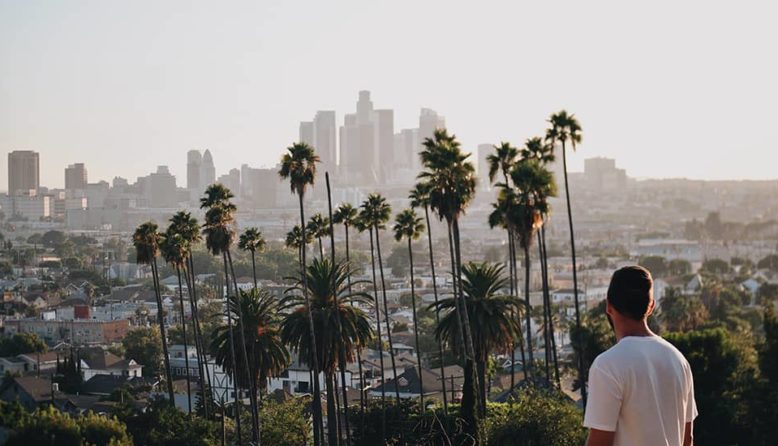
[212,288,290,402]
[132,222,174,404]
[409,183,448,414]
[168,211,212,417]
[278,142,325,445]
[393,208,426,409]
[200,184,258,445]
[546,110,585,402]
[159,230,193,413]
[238,227,266,290]
[308,213,330,260]
[333,203,366,413]
[418,128,481,432]
[281,258,373,446]
[486,141,522,391]
[354,212,387,439]
[431,262,522,419]
[360,193,401,402]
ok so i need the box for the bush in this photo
[485,389,586,446]
[6,405,131,446]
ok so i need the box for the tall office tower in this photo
[187,150,202,190]
[201,150,216,187]
[299,121,314,145]
[477,144,493,190]
[392,128,419,185]
[417,108,446,172]
[217,168,241,193]
[7,150,40,195]
[65,163,88,190]
[338,91,380,186]
[372,109,394,182]
[140,166,177,208]
[313,111,337,171]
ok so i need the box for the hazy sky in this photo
[1,0,776,189]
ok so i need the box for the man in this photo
[585,266,698,446]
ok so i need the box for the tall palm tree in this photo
[546,111,585,402]
[431,262,522,419]
[308,213,330,260]
[168,211,212,417]
[200,184,258,445]
[418,128,481,432]
[360,193,401,402]
[393,208,426,409]
[409,183,448,414]
[354,213,387,439]
[159,230,193,413]
[132,222,174,404]
[238,227,266,290]
[278,142,325,445]
[212,288,290,403]
[281,258,373,446]
[333,203,366,414]
[486,141,522,391]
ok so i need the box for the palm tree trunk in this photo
[562,140,586,405]
[326,172,349,446]
[344,224,367,428]
[251,251,257,291]
[226,250,260,445]
[318,237,324,261]
[541,227,561,388]
[538,236,551,383]
[298,192,325,446]
[477,351,487,417]
[184,259,210,419]
[422,205,447,415]
[176,265,192,413]
[510,233,528,383]
[407,239,424,410]
[151,259,175,404]
[326,373,339,446]
[523,241,535,382]
[452,219,482,428]
[507,229,516,393]
[222,253,243,445]
[374,224,401,402]
[445,222,467,359]
[367,228,386,441]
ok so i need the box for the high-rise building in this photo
[138,166,177,208]
[477,144,493,190]
[8,150,40,195]
[299,121,314,146]
[65,163,88,190]
[217,168,241,194]
[372,109,394,182]
[417,108,446,172]
[313,111,337,170]
[187,150,202,190]
[241,164,278,208]
[201,150,216,187]
[338,91,382,186]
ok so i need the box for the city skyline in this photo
[2,1,777,189]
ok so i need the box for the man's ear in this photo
[605,299,613,316]
[646,296,656,317]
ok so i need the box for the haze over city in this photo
[2,0,777,189]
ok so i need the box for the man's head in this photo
[606,265,655,323]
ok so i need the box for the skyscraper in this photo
[313,111,337,171]
[372,109,394,182]
[339,91,380,186]
[201,150,216,187]
[187,150,202,190]
[417,108,446,172]
[65,163,88,190]
[299,121,314,146]
[7,150,40,195]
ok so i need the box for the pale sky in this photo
[1,0,776,189]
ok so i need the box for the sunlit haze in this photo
[1,0,776,188]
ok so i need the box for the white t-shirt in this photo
[583,335,698,446]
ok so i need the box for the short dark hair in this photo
[607,266,653,320]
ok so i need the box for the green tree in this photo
[393,207,426,408]
[122,327,163,378]
[133,222,174,403]
[568,308,616,394]
[432,262,522,422]
[546,110,586,404]
[757,254,778,271]
[0,332,46,356]
[238,227,266,290]
[281,258,373,446]
[122,399,222,446]
[638,256,668,277]
[278,141,324,446]
[659,288,709,332]
[665,328,757,445]
[702,258,731,275]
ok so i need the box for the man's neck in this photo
[615,320,654,341]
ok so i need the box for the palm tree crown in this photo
[418,129,477,223]
[359,193,391,230]
[332,203,358,227]
[238,228,266,254]
[278,142,320,196]
[487,142,519,185]
[133,222,161,265]
[393,209,424,243]
[281,258,373,374]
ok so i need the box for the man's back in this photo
[584,335,697,446]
